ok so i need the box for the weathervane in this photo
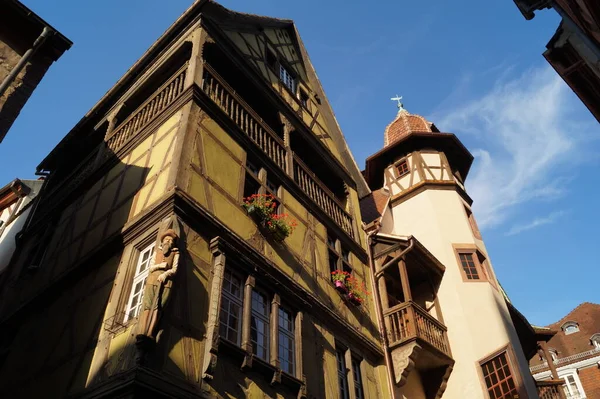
[390,95,405,111]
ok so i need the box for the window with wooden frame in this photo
[336,347,350,399]
[453,245,495,285]
[243,158,283,214]
[123,241,156,322]
[396,159,410,178]
[479,348,521,399]
[335,344,365,399]
[217,266,303,381]
[251,288,270,361]
[352,357,365,399]
[464,205,482,240]
[219,269,244,345]
[328,234,353,279]
[278,306,295,375]
[299,89,310,110]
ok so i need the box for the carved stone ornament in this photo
[391,342,422,386]
[135,215,182,363]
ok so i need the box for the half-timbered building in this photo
[0,1,388,398]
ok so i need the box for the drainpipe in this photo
[374,238,415,279]
[0,27,53,98]
[366,229,396,399]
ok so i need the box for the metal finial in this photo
[390,95,404,111]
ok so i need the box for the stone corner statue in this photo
[135,219,181,363]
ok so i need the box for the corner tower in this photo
[361,102,538,399]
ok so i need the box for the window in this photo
[459,252,479,280]
[562,321,579,335]
[464,205,482,240]
[266,49,277,71]
[396,159,409,177]
[124,242,156,322]
[300,90,309,110]
[454,245,490,283]
[336,348,349,399]
[243,159,282,214]
[219,269,244,345]
[480,351,519,399]
[562,374,584,399]
[591,333,600,349]
[251,289,270,361]
[328,234,352,278]
[217,266,301,379]
[278,306,295,375]
[549,349,558,362]
[279,64,296,93]
[352,358,364,399]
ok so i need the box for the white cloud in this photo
[435,66,597,229]
[505,210,567,236]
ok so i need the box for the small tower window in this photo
[562,321,579,335]
[396,159,409,177]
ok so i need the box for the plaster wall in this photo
[382,187,537,399]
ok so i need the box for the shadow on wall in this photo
[0,148,150,397]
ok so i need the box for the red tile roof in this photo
[384,109,435,147]
[359,188,389,224]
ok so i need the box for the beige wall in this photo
[380,154,537,398]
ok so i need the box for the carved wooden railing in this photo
[384,301,451,357]
[293,154,353,237]
[35,65,188,221]
[106,64,187,152]
[537,380,566,399]
[201,63,287,171]
[201,63,355,238]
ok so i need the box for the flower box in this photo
[242,194,297,242]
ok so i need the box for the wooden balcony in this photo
[537,379,566,399]
[384,301,450,357]
[201,63,355,239]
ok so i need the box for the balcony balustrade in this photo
[537,380,567,399]
[201,63,355,239]
[35,65,189,222]
[384,300,450,357]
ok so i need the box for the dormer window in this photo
[549,349,558,361]
[562,321,579,335]
[591,333,600,349]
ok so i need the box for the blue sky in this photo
[4,0,599,326]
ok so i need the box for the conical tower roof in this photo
[384,107,436,147]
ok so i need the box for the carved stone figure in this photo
[137,228,180,341]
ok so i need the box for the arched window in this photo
[562,321,579,335]
[591,333,600,349]
[549,349,558,362]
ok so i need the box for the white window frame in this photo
[561,371,586,399]
[562,321,580,335]
[123,242,156,322]
[279,64,296,93]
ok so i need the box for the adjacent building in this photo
[512,0,600,123]
[0,0,72,142]
[529,303,600,399]
[0,178,43,274]
[0,1,560,398]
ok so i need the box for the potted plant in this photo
[346,276,369,306]
[242,194,277,224]
[266,213,297,242]
[331,270,350,292]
